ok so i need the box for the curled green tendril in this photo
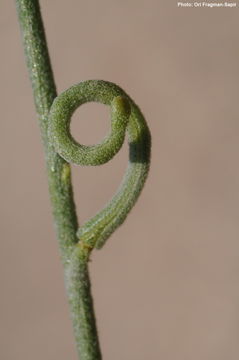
[16,0,151,356]
[49,80,151,250]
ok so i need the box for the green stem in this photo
[15,1,102,359]
[16,0,151,359]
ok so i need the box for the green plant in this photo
[15,1,151,359]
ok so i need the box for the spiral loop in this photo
[48,80,151,250]
[49,81,132,166]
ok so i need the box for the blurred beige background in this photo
[1,1,239,359]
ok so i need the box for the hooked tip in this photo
[111,96,131,121]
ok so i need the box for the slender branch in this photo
[15,1,101,359]
[15,1,151,359]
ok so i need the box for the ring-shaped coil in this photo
[48,80,151,249]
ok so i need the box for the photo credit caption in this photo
[177,2,237,7]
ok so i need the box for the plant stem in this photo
[15,1,102,359]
